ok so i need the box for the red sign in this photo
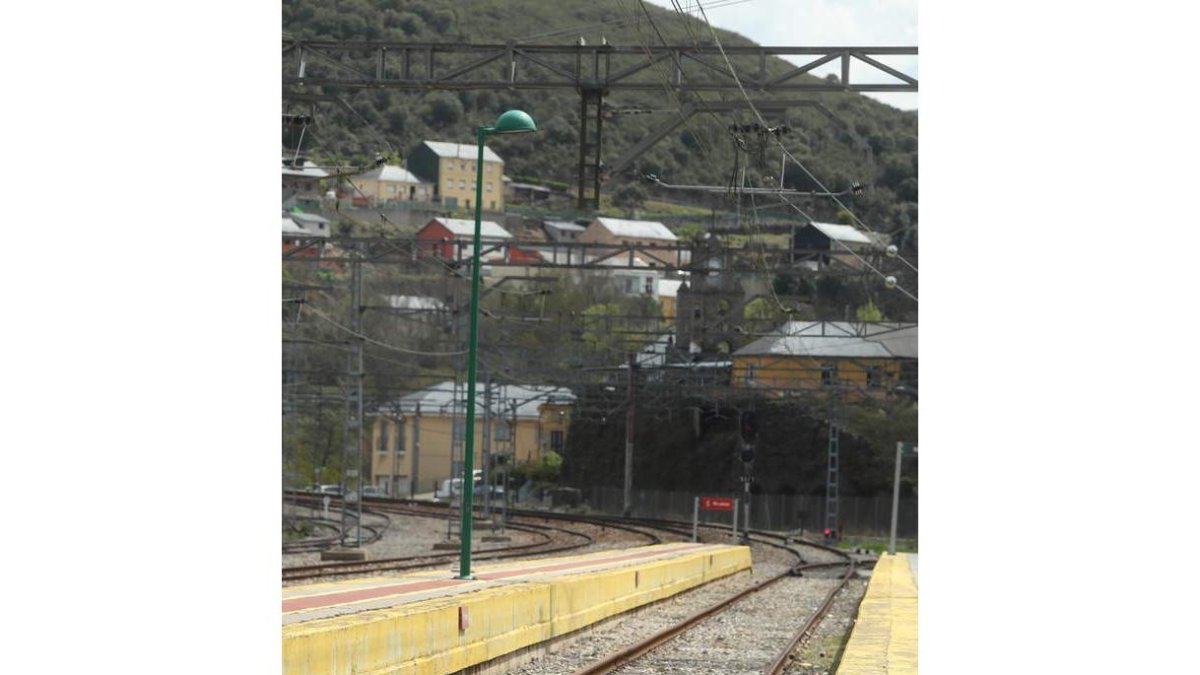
[700,496,734,511]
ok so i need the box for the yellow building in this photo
[408,140,506,212]
[350,164,431,205]
[732,321,916,399]
[657,279,682,320]
[367,382,574,498]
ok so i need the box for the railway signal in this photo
[739,410,758,444]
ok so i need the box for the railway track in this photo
[282,499,666,582]
[506,524,859,675]
[281,504,391,554]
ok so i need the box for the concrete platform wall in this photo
[283,545,751,675]
[836,552,918,675]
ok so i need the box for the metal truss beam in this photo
[281,235,885,277]
[281,40,917,93]
[606,99,854,178]
[282,39,915,207]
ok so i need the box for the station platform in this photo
[283,542,752,675]
[836,552,918,675]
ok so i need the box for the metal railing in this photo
[576,485,916,538]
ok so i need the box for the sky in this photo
[641,0,917,110]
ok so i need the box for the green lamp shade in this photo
[492,109,537,134]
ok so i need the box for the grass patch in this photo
[283,518,315,543]
[640,199,711,217]
[839,535,918,554]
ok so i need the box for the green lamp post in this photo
[458,110,537,579]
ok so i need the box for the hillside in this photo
[282,0,917,244]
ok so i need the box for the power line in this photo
[689,0,919,286]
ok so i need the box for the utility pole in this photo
[343,242,364,547]
[482,373,492,518]
[390,404,399,498]
[411,402,421,498]
[448,376,463,540]
[510,398,518,461]
[624,352,637,517]
[825,421,840,542]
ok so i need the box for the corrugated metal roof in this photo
[422,140,504,163]
[281,217,305,233]
[384,381,575,418]
[289,212,331,227]
[282,160,329,179]
[355,165,424,183]
[545,221,586,232]
[864,325,917,359]
[431,217,512,239]
[594,217,677,241]
[734,321,917,359]
[808,222,873,245]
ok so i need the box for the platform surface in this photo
[836,552,918,675]
[283,542,751,675]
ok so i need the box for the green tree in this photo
[612,184,648,214]
[581,302,623,351]
[855,300,885,322]
[421,92,464,128]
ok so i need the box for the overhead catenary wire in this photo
[688,0,919,281]
[303,304,467,357]
[622,0,916,305]
[515,0,759,44]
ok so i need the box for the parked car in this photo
[434,472,486,500]
[435,478,464,500]
[314,484,343,495]
[347,485,387,503]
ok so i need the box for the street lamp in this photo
[459,110,537,579]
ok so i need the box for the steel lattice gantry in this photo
[280,234,887,278]
[282,40,917,209]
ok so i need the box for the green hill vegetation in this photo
[283,0,917,244]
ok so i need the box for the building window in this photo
[396,419,406,452]
[745,364,758,384]
[867,366,884,388]
[550,430,564,452]
[821,363,837,387]
[495,421,512,441]
[378,423,389,453]
[459,180,466,189]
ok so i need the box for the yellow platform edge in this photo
[283,544,752,675]
[835,552,918,675]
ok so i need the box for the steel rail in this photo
[283,500,673,582]
[763,559,857,674]
[282,521,561,581]
[569,556,845,675]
